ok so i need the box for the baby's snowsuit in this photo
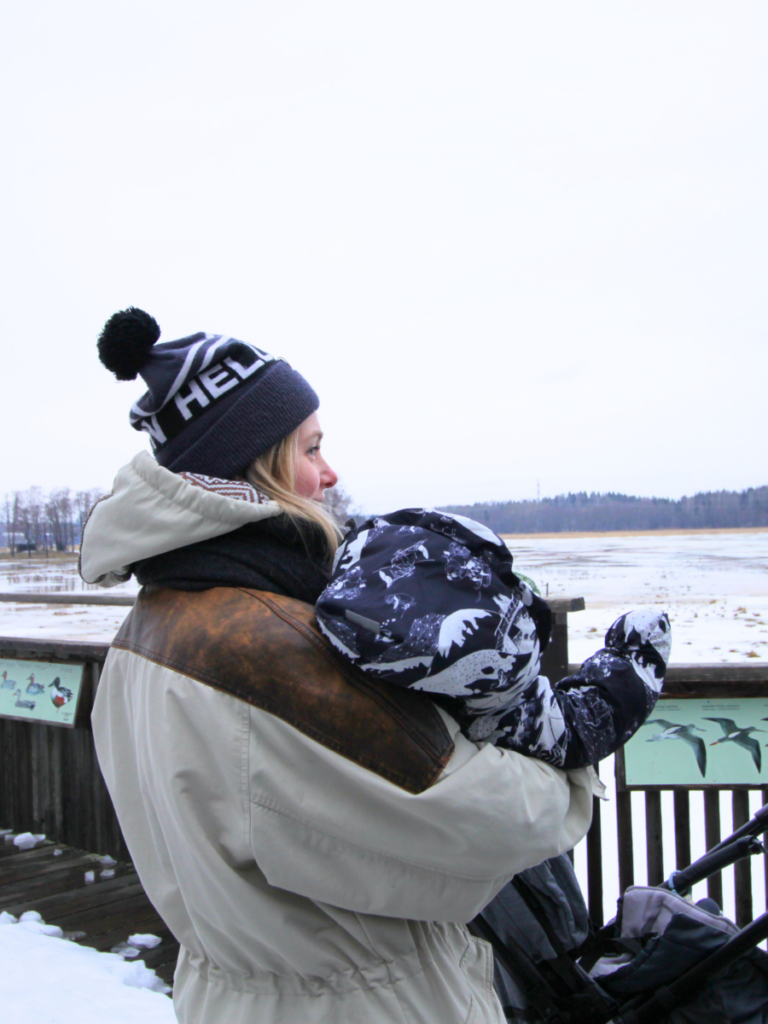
[316,509,671,770]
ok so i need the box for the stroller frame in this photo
[470,802,768,1024]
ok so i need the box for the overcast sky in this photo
[2,1,766,513]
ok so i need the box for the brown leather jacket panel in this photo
[112,586,454,793]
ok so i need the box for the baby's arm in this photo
[490,609,671,770]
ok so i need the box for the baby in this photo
[316,509,671,770]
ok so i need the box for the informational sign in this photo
[0,659,84,728]
[620,697,768,788]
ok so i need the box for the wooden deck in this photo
[0,835,179,988]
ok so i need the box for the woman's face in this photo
[295,413,338,501]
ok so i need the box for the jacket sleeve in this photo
[491,609,671,770]
[246,703,594,923]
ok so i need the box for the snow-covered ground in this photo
[0,909,175,1023]
[1,529,767,660]
[505,528,768,664]
[0,556,138,640]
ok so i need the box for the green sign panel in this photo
[622,698,768,787]
[0,659,84,728]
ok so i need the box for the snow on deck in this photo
[0,835,178,1022]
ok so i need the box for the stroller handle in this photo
[663,834,764,897]
[708,800,768,855]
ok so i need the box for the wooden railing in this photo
[0,597,583,859]
[0,636,125,859]
[2,630,767,928]
[584,663,768,929]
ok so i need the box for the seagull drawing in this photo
[703,718,764,773]
[49,678,73,709]
[26,673,45,696]
[1,670,17,691]
[644,719,707,777]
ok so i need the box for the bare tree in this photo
[323,485,359,527]
[3,494,16,554]
[74,489,105,548]
[26,487,46,555]
[46,488,72,552]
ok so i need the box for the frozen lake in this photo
[505,528,768,664]
[1,528,766,661]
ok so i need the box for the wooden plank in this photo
[733,790,753,926]
[586,796,604,927]
[0,842,178,990]
[0,592,135,606]
[2,877,146,920]
[673,790,691,870]
[58,908,164,947]
[568,663,768,683]
[616,790,634,893]
[0,637,109,664]
[0,845,84,879]
[704,790,723,907]
[54,892,163,936]
[547,597,585,614]
[541,612,570,683]
[0,859,119,907]
[645,791,664,887]
[0,839,59,862]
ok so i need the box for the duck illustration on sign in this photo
[49,678,74,710]
[0,659,84,728]
[26,674,45,695]
[704,717,764,773]
[643,719,707,777]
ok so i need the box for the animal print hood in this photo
[316,508,672,769]
[79,450,283,587]
[316,509,553,733]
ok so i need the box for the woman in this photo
[83,308,594,1024]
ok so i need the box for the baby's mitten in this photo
[605,609,671,694]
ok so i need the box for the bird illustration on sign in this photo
[703,718,764,773]
[48,678,74,710]
[26,673,46,695]
[644,719,708,777]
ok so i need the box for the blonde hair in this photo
[244,429,341,559]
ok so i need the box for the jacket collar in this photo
[80,451,283,587]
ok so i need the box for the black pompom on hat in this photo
[97,307,318,478]
[97,308,160,381]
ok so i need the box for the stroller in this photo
[471,802,768,1023]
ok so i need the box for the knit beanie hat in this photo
[97,308,319,477]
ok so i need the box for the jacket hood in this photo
[80,451,283,587]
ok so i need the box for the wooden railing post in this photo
[704,790,723,907]
[645,792,664,887]
[733,790,752,926]
[587,795,604,927]
[673,790,691,871]
[616,790,635,893]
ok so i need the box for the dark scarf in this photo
[134,514,331,605]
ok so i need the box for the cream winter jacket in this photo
[84,452,594,1024]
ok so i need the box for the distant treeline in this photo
[439,486,768,534]
[2,486,105,554]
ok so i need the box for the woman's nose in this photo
[322,461,339,490]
